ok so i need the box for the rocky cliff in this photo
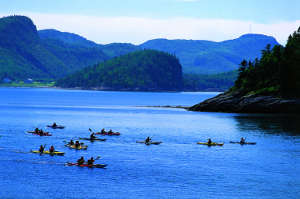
[189,91,300,113]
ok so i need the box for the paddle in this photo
[95,156,101,160]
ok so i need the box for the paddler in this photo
[108,129,113,134]
[207,138,212,145]
[240,137,246,144]
[90,133,96,140]
[77,156,85,165]
[35,128,39,134]
[87,157,95,166]
[145,137,151,143]
[39,145,45,153]
[69,140,74,145]
[101,128,105,134]
[75,141,80,148]
[49,145,55,153]
[52,122,57,127]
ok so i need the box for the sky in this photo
[1,0,299,44]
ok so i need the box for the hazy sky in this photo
[1,0,299,44]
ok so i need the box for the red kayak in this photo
[95,131,120,136]
[27,131,52,136]
[66,162,107,168]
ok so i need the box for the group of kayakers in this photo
[76,156,95,166]
[207,137,246,145]
[68,140,82,148]
[34,128,48,136]
[39,145,55,153]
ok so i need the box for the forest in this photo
[232,27,300,98]
[56,50,183,91]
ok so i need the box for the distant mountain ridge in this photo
[0,15,279,84]
[40,28,278,74]
[140,34,279,73]
[39,29,99,48]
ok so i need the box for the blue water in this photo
[0,87,299,199]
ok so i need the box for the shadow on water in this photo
[233,114,300,136]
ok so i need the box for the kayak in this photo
[136,141,162,145]
[95,132,120,136]
[47,125,65,129]
[79,137,106,142]
[197,142,224,146]
[66,162,107,168]
[31,150,65,156]
[230,141,256,145]
[65,144,88,150]
[27,131,52,136]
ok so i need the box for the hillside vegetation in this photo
[232,27,300,98]
[0,16,107,81]
[56,50,183,91]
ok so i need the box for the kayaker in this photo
[90,133,96,140]
[39,129,44,135]
[49,145,55,153]
[39,145,45,153]
[108,129,113,134]
[207,138,212,145]
[75,141,80,148]
[145,137,151,143]
[101,128,105,134]
[52,122,57,127]
[87,157,95,166]
[240,137,246,144]
[69,140,74,145]
[35,128,39,134]
[77,156,85,165]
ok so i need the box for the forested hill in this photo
[232,27,300,98]
[189,27,300,113]
[0,15,107,80]
[140,34,279,74]
[56,50,183,91]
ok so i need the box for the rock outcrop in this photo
[189,91,300,113]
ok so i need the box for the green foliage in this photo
[0,15,107,81]
[56,50,183,91]
[183,71,238,91]
[233,27,300,98]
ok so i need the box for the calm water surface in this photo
[0,88,299,199]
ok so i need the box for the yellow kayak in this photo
[65,144,88,150]
[197,142,224,146]
[31,150,65,155]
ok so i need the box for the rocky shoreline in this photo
[189,91,300,113]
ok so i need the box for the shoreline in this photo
[0,85,224,93]
[189,91,300,113]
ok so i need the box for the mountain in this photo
[0,15,107,81]
[56,50,183,91]
[39,29,99,48]
[39,30,140,58]
[40,27,278,75]
[0,15,279,90]
[140,35,279,74]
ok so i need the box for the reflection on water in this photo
[234,114,300,136]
